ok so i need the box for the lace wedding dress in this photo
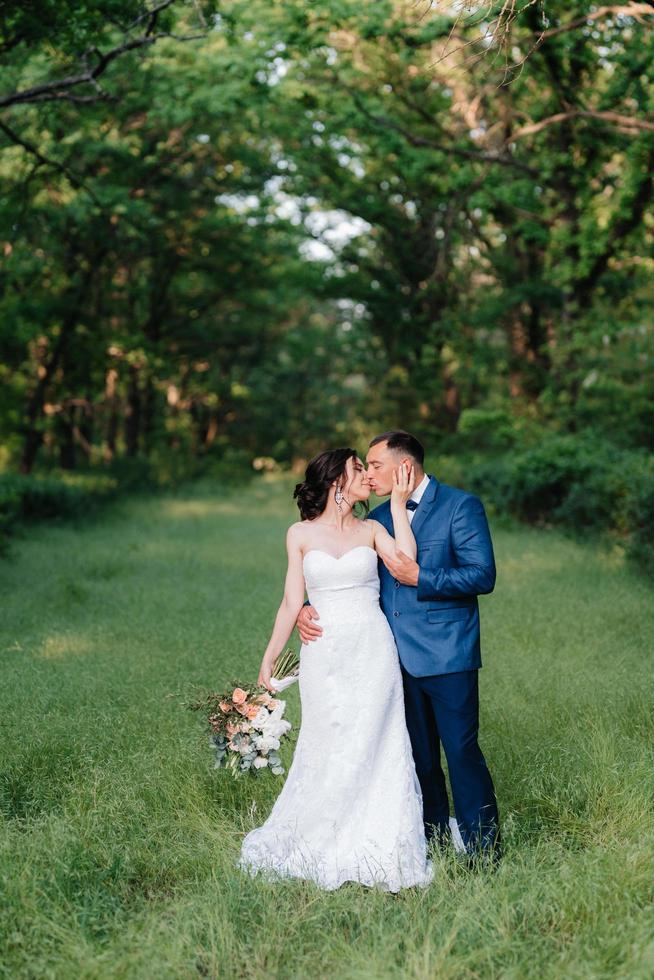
[239,545,433,892]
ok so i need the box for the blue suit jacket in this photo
[369,476,496,677]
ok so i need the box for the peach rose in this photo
[245,703,260,720]
[219,701,231,714]
[226,722,239,736]
[232,688,248,705]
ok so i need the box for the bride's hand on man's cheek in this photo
[391,463,414,504]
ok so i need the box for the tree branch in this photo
[509,109,654,141]
[386,112,540,173]
[537,3,654,41]
[574,139,654,304]
[0,118,105,207]
[339,79,540,177]
[0,3,205,110]
[127,0,179,32]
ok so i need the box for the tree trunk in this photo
[75,404,94,463]
[507,313,528,399]
[142,374,157,456]
[20,265,96,474]
[104,368,119,462]
[442,371,461,431]
[125,364,142,457]
[21,428,43,475]
[57,410,76,469]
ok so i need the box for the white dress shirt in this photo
[407,472,430,524]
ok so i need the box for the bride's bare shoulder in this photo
[286,521,308,543]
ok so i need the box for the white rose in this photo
[252,707,269,728]
[254,735,280,754]
[253,756,269,768]
[262,720,291,739]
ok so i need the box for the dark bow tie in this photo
[406,499,419,511]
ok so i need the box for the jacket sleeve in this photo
[417,495,496,600]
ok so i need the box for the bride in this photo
[239,447,433,891]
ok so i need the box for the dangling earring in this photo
[335,485,344,512]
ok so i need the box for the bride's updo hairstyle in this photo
[293,447,368,521]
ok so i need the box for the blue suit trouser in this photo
[401,667,500,853]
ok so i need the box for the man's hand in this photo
[296,604,323,644]
[382,550,420,586]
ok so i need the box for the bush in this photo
[456,408,518,452]
[0,472,117,551]
[507,436,599,523]
[0,482,21,544]
[106,448,255,491]
[625,468,654,574]
[105,455,158,491]
[459,433,654,574]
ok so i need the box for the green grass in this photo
[1,475,653,979]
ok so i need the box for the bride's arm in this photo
[371,463,417,561]
[258,524,305,690]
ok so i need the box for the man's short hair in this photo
[369,430,425,466]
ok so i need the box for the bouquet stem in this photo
[273,648,300,679]
[270,647,300,693]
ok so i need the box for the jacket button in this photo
[393,611,400,617]
[394,581,400,589]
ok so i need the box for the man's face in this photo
[366,441,413,497]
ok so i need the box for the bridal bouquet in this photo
[189,649,299,776]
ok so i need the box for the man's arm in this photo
[297,601,322,643]
[417,495,496,600]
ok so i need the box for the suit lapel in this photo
[409,475,439,540]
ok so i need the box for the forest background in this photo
[1,0,653,567]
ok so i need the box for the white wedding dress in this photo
[239,545,433,892]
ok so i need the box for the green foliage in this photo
[456,409,517,452]
[0,1,143,53]
[1,0,653,567]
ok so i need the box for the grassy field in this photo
[1,475,653,979]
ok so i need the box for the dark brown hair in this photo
[369,429,425,466]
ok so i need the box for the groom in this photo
[297,430,500,860]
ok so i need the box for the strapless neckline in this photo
[303,545,376,563]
